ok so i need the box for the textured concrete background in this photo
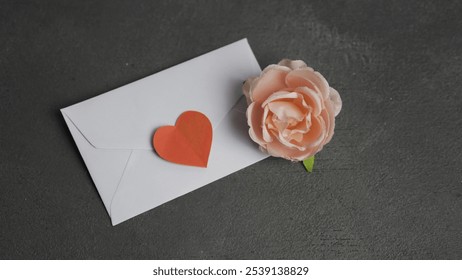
[1,0,461,259]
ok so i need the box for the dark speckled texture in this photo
[1,0,461,259]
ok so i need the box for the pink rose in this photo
[243,59,342,161]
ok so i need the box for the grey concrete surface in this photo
[1,0,461,259]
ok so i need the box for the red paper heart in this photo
[153,111,212,167]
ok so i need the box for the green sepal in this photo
[302,156,315,173]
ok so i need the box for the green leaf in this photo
[302,156,315,173]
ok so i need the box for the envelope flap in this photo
[63,39,261,150]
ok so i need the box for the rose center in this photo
[264,98,312,144]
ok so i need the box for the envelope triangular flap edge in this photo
[61,112,132,215]
[62,38,261,150]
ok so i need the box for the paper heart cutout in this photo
[153,111,213,168]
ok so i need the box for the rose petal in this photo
[285,69,330,100]
[271,114,312,152]
[268,101,305,123]
[329,87,342,117]
[250,65,291,102]
[242,77,257,105]
[278,59,308,70]
[262,106,273,142]
[320,100,335,144]
[261,90,299,107]
[298,116,327,149]
[295,86,323,116]
[275,129,306,151]
[261,91,310,122]
[266,139,317,161]
[271,114,288,132]
[292,148,317,161]
[266,114,277,131]
[246,102,266,147]
[288,113,311,136]
[289,132,304,142]
[265,139,287,158]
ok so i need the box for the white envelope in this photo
[61,39,268,225]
